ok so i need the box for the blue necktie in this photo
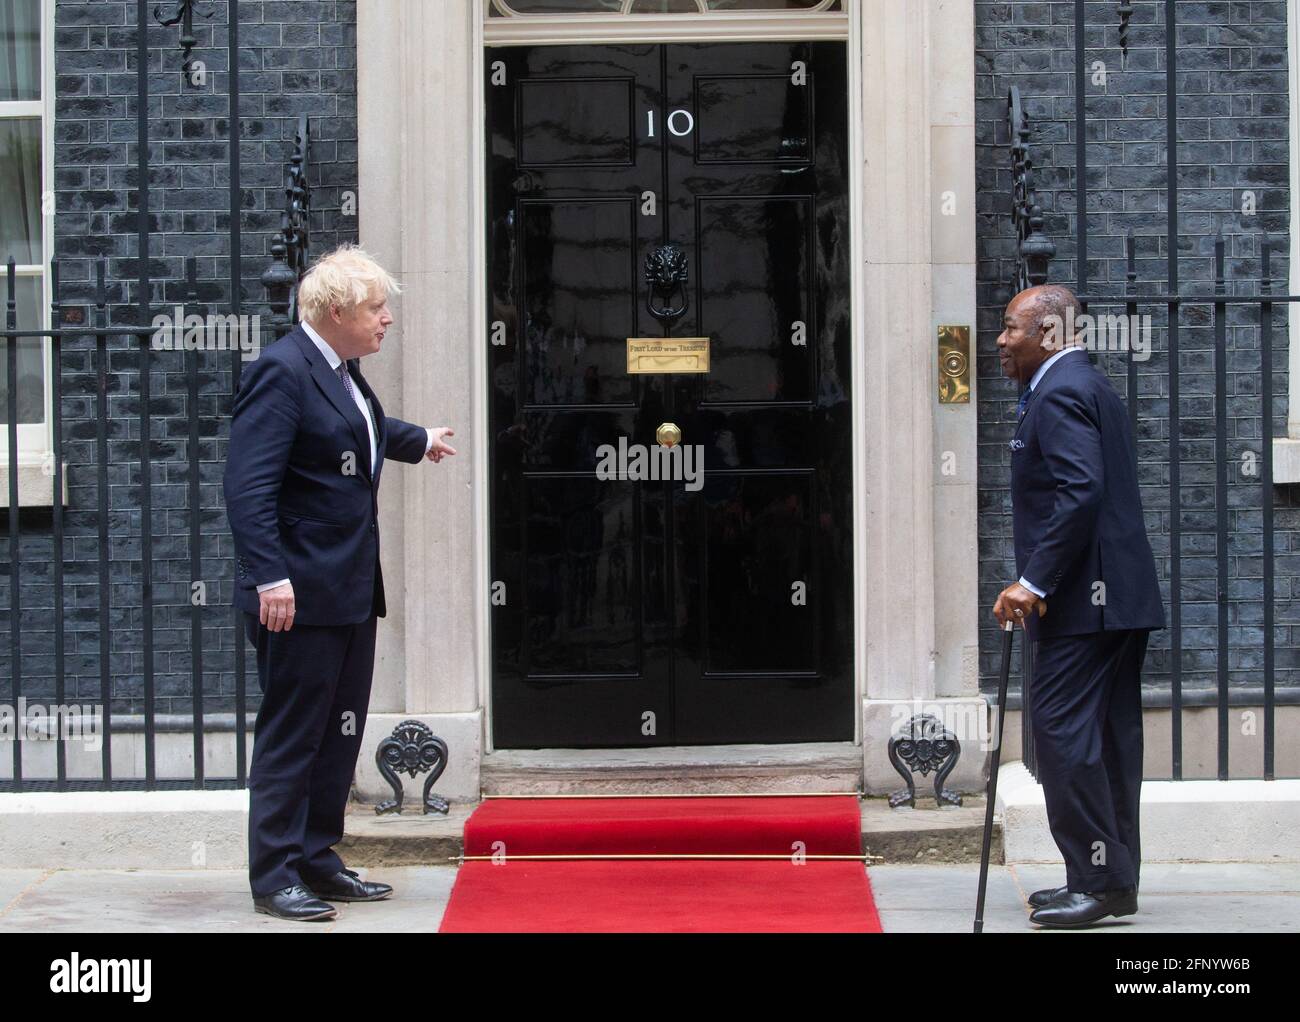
[336,362,356,400]
[1016,386,1034,420]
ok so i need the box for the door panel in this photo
[697,195,813,402]
[521,199,638,407]
[521,476,640,675]
[488,41,852,748]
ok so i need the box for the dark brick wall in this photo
[6,0,1298,731]
[0,0,358,717]
[976,1,1299,704]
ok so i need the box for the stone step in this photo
[339,801,471,868]
[859,796,1002,864]
[339,796,1002,867]
[479,742,865,796]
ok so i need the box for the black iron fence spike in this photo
[153,1,210,83]
[1118,2,1135,57]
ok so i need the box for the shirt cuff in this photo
[425,428,435,454]
[1018,576,1046,599]
[256,578,291,593]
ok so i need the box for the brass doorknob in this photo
[656,422,681,448]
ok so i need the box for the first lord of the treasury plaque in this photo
[625,336,711,374]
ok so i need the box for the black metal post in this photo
[1125,231,1138,456]
[95,261,112,784]
[51,260,66,789]
[227,0,248,788]
[1213,236,1229,780]
[186,258,205,786]
[137,0,156,788]
[1166,0,1183,780]
[6,259,21,791]
[1261,239,1275,781]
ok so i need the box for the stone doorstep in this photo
[339,800,472,869]
[338,796,1002,867]
[347,741,1003,865]
[859,797,1002,865]
[477,742,868,797]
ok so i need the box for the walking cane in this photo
[974,618,1016,934]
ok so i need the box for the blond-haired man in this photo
[224,244,456,920]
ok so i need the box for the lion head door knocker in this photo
[644,243,689,333]
[373,720,450,815]
[887,713,962,809]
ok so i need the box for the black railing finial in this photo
[153,1,212,83]
[1118,2,1135,57]
[261,116,312,337]
[1007,87,1056,292]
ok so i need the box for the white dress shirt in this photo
[1018,345,1087,599]
[302,318,378,470]
[256,322,435,595]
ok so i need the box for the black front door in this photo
[487,42,853,748]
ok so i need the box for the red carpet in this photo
[439,795,882,933]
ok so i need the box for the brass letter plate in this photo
[938,325,970,404]
[626,336,710,374]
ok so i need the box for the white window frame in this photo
[0,0,57,505]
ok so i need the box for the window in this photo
[0,0,52,467]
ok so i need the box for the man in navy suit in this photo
[224,244,456,920]
[992,284,1165,928]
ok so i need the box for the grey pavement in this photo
[0,863,1295,932]
[872,862,1300,933]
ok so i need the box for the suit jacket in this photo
[223,325,429,626]
[1010,348,1165,639]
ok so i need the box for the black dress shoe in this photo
[1030,883,1139,909]
[303,868,393,902]
[1028,885,1068,908]
[1030,887,1138,928]
[252,885,337,921]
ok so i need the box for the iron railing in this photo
[2,0,1293,789]
[1005,2,1293,781]
[0,1,309,792]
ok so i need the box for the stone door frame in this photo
[355,0,981,798]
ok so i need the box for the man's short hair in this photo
[298,244,401,321]
[1023,284,1083,343]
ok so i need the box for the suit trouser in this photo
[1030,627,1149,894]
[244,612,377,897]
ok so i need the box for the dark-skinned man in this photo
[993,284,1165,928]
